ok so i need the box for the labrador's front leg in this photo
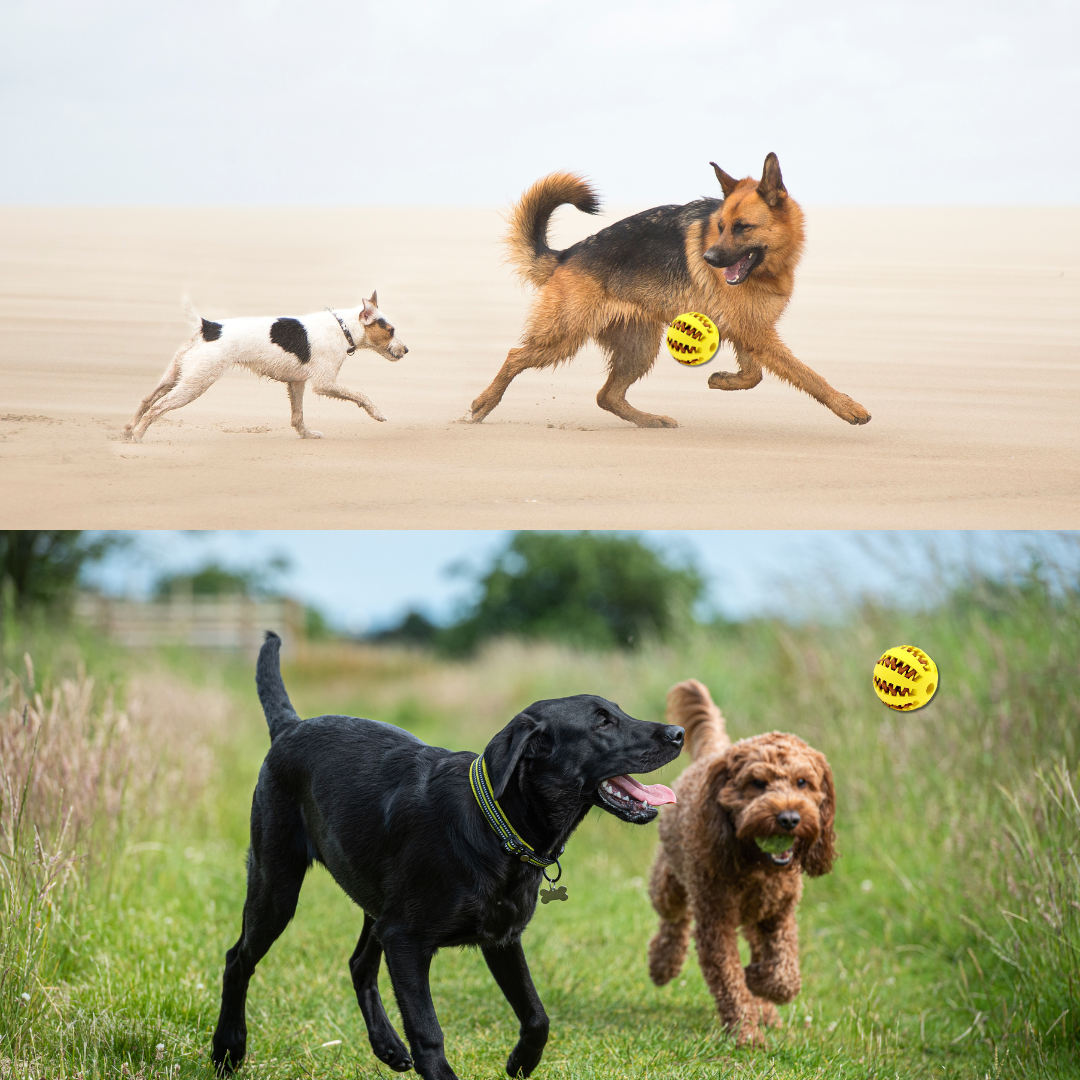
[379,926,458,1080]
[482,940,550,1077]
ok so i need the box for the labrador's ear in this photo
[484,712,547,800]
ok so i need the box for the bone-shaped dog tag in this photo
[540,885,568,904]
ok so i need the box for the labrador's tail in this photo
[257,631,300,741]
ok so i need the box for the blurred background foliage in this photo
[373,530,706,654]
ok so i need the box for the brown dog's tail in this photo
[504,172,600,288]
[666,679,730,761]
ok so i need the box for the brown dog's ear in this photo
[483,712,545,800]
[710,162,739,199]
[703,752,739,877]
[756,152,787,208]
[802,755,836,877]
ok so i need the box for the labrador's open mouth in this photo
[597,774,675,822]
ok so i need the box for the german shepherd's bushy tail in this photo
[257,631,300,740]
[505,173,600,288]
[666,679,730,760]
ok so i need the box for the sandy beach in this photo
[1,203,1077,529]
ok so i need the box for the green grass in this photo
[2,556,1078,1079]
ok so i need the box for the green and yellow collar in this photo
[469,754,561,869]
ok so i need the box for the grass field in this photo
[1,554,1078,1079]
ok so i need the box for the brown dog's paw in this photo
[634,414,679,429]
[756,1000,781,1028]
[832,395,871,425]
[734,1024,767,1049]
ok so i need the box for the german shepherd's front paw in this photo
[708,370,759,391]
[468,396,495,423]
[832,395,871,425]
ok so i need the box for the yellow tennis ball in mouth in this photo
[666,312,720,366]
[873,646,939,711]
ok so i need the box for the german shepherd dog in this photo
[469,154,871,429]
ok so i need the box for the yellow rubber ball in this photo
[872,645,938,711]
[666,312,720,366]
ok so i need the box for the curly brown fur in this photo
[470,154,871,429]
[648,679,836,1047]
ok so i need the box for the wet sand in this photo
[1,204,1078,528]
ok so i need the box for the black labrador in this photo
[212,633,684,1080]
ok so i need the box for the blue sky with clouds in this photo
[3,1,1077,206]
[83,531,1075,634]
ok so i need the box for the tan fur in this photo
[470,156,871,428]
[649,679,836,1047]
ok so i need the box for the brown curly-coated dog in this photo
[648,679,836,1047]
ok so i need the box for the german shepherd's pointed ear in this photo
[483,712,548,800]
[801,753,837,877]
[756,152,787,208]
[710,162,739,199]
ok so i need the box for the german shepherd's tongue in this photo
[724,253,754,283]
[607,774,676,806]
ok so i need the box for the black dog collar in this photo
[469,755,563,873]
[326,308,357,354]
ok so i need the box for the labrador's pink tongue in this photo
[609,774,676,806]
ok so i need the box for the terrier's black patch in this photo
[270,318,310,364]
[201,318,223,342]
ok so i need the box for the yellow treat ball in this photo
[666,312,720,366]
[872,646,938,711]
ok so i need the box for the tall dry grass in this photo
[0,652,229,1065]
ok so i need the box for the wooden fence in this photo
[74,593,305,654]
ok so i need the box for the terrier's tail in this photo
[256,631,300,741]
[504,172,600,288]
[180,295,201,331]
[665,679,730,760]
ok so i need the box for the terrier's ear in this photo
[483,712,548,800]
[369,289,378,308]
[710,162,739,199]
[756,152,787,208]
[360,297,378,326]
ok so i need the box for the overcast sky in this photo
[83,530,1075,634]
[3,1,1077,206]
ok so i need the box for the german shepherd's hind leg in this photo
[212,782,308,1075]
[708,343,763,391]
[350,914,413,1072]
[595,320,676,428]
[469,336,578,423]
